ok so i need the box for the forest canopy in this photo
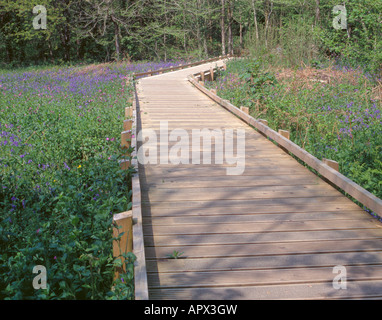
[0,0,381,72]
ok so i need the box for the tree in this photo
[221,0,226,55]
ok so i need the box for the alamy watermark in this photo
[32,265,47,290]
[136,121,246,176]
[333,5,347,30]
[33,5,47,30]
[333,265,347,290]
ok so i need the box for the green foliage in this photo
[1,0,381,74]
[0,64,136,299]
[238,59,277,100]
[318,0,382,73]
[167,250,184,259]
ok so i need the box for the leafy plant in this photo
[0,63,140,300]
[167,250,184,259]
[207,58,382,207]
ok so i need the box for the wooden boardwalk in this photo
[135,60,382,300]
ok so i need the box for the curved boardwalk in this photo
[135,60,382,300]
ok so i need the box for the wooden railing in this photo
[113,77,148,300]
[133,54,232,79]
[188,67,382,217]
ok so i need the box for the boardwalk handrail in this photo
[133,55,232,79]
[131,81,149,300]
[188,69,382,217]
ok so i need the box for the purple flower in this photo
[63,161,71,171]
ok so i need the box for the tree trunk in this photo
[164,33,167,62]
[315,0,320,26]
[264,0,273,49]
[48,40,54,63]
[239,23,243,50]
[183,7,187,53]
[61,28,71,62]
[228,0,233,55]
[251,0,259,40]
[114,20,120,61]
[221,0,226,55]
[5,40,13,63]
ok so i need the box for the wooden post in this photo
[223,64,227,71]
[200,81,204,86]
[200,71,205,82]
[119,159,131,170]
[240,106,249,115]
[210,68,214,81]
[259,119,268,126]
[278,129,290,140]
[121,130,132,152]
[210,89,217,95]
[148,69,152,76]
[113,210,133,280]
[323,158,340,172]
[159,68,163,74]
[123,119,133,131]
[125,107,133,119]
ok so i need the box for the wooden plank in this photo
[143,210,371,226]
[123,119,133,131]
[147,265,382,289]
[131,83,149,300]
[323,158,340,172]
[141,166,313,177]
[142,203,365,216]
[142,185,346,202]
[145,238,382,259]
[143,219,382,236]
[143,189,342,202]
[259,119,268,126]
[113,211,133,279]
[125,107,133,118]
[278,129,290,140]
[121,130,131,152]
[147,252,382,273]
[142,197,357,209]
[149,280,382,300]
[142,174,323,189]
[119,159,131,170]
[240,106,249,114]
[144,229,382,247]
